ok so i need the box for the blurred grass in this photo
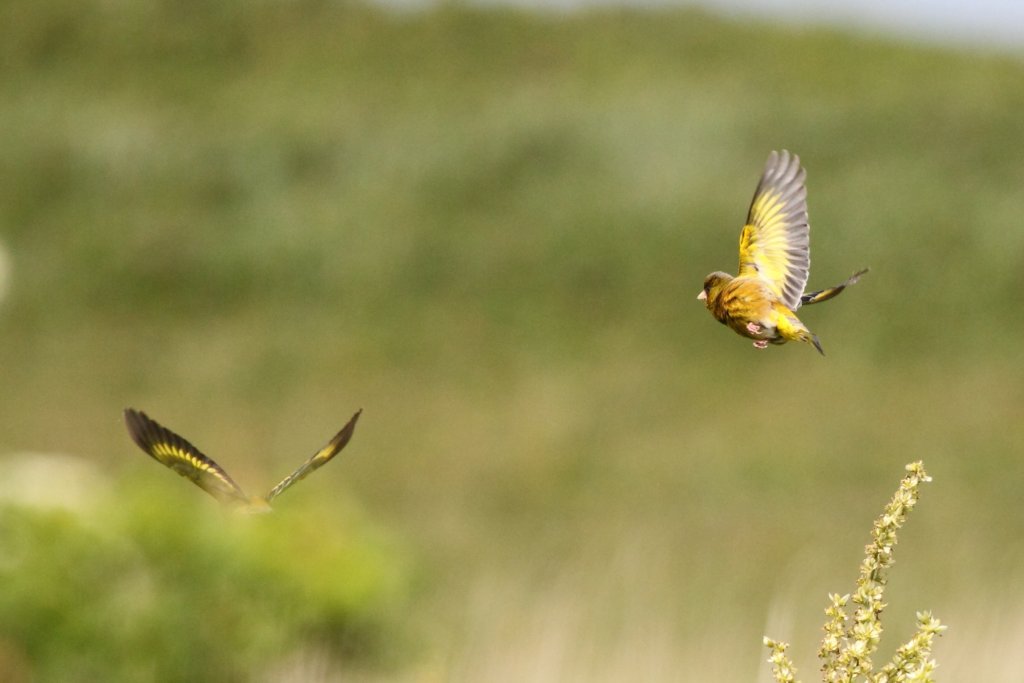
[1,0,1024,680]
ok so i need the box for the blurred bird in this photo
[124,408,361,512]
[697,150,867,355]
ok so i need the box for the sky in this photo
[382,0,1024,52]
[665,0,1024,50]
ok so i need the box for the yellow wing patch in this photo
[124,408,250,506]
[737,150,810,310]
[265,409,362,503]
[125,407,362,509]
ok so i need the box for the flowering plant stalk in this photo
[764,461,945,683]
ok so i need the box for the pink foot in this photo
[752,340,769,349]
[746,322,763,335]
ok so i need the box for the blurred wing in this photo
[800,268,869,306]
[737,150,810,310]
[265,409,362,503]
[124,408,249,506]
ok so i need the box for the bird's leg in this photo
[752,340,769,349]
[746,322,763,335]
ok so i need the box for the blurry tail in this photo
[801,268,869,306]
[811,333,824,356]
[776,310,824,355]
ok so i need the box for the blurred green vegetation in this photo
[0,487,408,682]
[1,0,1024,680]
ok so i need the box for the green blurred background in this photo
[1,0,1023,680]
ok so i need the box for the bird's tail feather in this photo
[800,268,869,306]
[811,333,824,356]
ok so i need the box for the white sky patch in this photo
[374,0,1024,51]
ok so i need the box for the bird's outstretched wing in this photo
[264,409,362,503]
[800,268,869,307]
[737,150,810,310]
[124,408,250,506]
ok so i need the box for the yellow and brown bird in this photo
[124,408,361,512]
[697,150,867,355]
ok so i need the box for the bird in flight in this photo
[124,407,362,512]
[697,150,867,355]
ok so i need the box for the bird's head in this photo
[697,271,732,307]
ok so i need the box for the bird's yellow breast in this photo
[714,278,775,321]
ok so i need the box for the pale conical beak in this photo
[697,290,707,301]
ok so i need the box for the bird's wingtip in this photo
[123,407,143,429]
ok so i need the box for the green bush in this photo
[0,482,410,682]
